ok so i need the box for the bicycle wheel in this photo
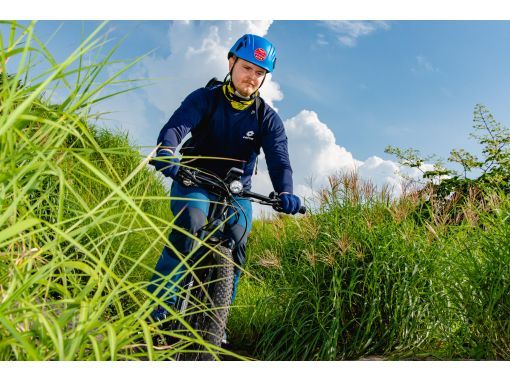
[171,246,234,361]
[172,270,211,360]
[198,245,234,361]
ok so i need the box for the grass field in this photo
[228,174,510,360]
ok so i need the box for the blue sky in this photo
[2,19,510,210]
[22,20,510,157]
[269,20,510,159]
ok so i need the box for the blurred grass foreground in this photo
[0,21,207,360]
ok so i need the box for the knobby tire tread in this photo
[199,245,234,361]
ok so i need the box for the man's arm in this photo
[260,110,302,215]
[157,88,209,152]
[151,88,209,178]
[261,112,293,194]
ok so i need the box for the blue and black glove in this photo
[278,193,301,215]
[150,148,180,180]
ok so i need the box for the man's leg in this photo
[147,182,211,312]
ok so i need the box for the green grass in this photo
[228,174,510,360]
[0,21,233,361]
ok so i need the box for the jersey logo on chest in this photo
[243,130,255,141]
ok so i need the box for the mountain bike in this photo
[156,166,306,360]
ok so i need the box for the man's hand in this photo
[150,148,180,179]
[278,193,301,215]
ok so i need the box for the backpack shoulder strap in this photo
[205,77,223,88]
[255,96,265,141]
[199,78,223,133]
[180,81,222,155]
[203,84,222,127]
[196,78,223,135]
[253,96,266,175]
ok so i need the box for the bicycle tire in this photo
[173,245,234,361]
[198,245,234,361]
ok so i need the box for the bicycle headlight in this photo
[229,180,243,194]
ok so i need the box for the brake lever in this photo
[269,191,307,214]
[175,169,195,187]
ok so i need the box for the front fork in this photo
[194,200,236,253]
[177,203,235,314]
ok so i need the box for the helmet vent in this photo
[235,41,244,52]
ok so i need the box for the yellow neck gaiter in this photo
[222,82,259,111]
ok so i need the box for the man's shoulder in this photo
[182,86,219,108]
[259,99,283,126]
[187,85,218,98]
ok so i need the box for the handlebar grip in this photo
[273,204,307,215]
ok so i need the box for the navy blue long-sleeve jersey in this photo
[156,86,293,194]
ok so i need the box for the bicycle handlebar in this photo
[176,167,306,215]
[241,189,307,215]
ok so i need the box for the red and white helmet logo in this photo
[254,48,267,61]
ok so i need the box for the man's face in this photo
[229,57,266,97]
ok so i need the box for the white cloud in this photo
[321,21,390,47]
[90,62,153,147]
[285,110,359,176]
[141,20,282,117]
[250,110,428,217]
[316,33,329,46]
[259,73,284,111]
[92,89,150,146]
[411,54,439,74]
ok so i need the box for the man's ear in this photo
[228,56,236,71]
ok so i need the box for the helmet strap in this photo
[225,57,239,92]
[259,73,267,90]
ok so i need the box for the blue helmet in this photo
[228,34,277,73]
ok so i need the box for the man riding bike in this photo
[148,33,302,324]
